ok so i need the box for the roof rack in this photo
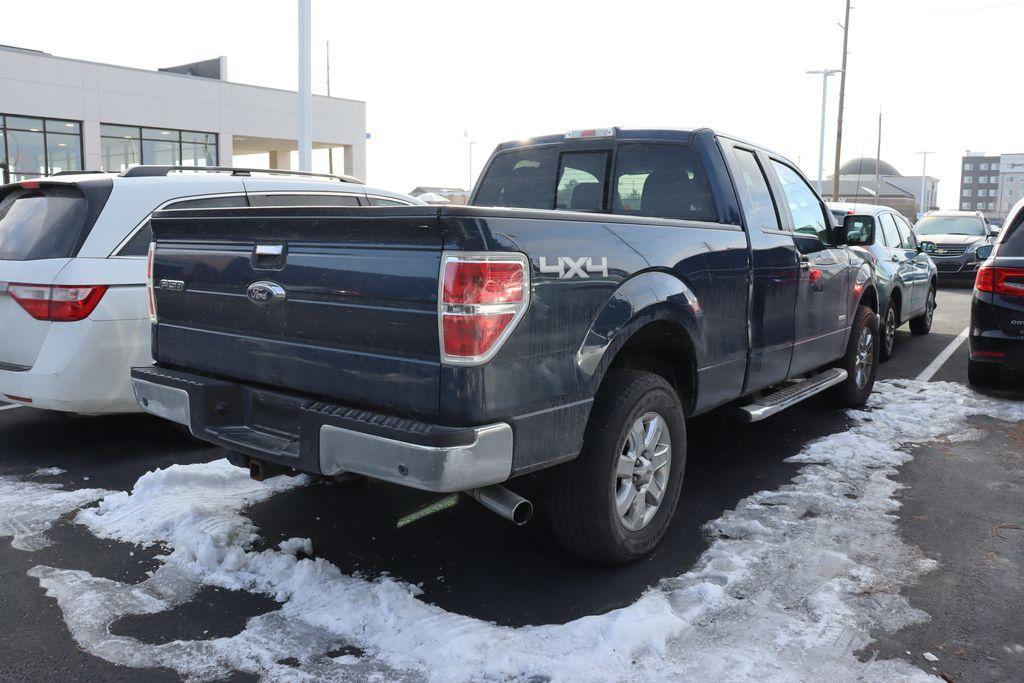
[119,165,364,185]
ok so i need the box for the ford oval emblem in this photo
[246,281,287,307]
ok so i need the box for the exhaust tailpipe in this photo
[467,485,533,525]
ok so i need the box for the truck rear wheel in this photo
[548,369,686,564]
[830,305,879,407]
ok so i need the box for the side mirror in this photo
[976,244,994,260]
[842,215,874,246]
[989,226,1001,237]
[919,240,936,254]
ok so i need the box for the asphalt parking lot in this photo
[0,287,1021,682]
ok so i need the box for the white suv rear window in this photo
[0,185,88,261]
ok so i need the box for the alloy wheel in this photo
[615,411,672,532]
[854,326,874,389]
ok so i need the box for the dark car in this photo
[914,210,1000,283]
[132,128,880,564]
[829,203,937,360]
[969,199,1024,385]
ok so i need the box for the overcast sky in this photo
[3,0,1021,207]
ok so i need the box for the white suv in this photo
[0,166,421,414]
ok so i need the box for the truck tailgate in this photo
[149,206,443,417]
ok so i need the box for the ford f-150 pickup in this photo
[132,128,880,564]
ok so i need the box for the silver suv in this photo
[913,210,1000,283]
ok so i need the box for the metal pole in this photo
[831,0,852,201]
[326,41,333,175]
[916,151,930,218]
[807,69,840,194]
[874,111,882,204]
[297,0,312,172]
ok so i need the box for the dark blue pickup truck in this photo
[132,128,879,563]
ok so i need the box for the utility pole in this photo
[326,41,333,175]
[297,0,312,172]
[831,0,852,201]
[807,69,842,194]
[915,151,931,218]
[874,111,882,204]
[465,130,476,191]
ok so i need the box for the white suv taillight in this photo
[439,252,529,365]
[146,241,157,323]
[8,283,108,322]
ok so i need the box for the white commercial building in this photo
[0,45,366,181]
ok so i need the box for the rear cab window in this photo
[474,141,716,221]
[0,183,100,261]
[731,148,780,231]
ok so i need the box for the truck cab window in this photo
[732,149,780,231]
[770,160,831,245]
[556,151,609,212]
[611,143,715,221]
[473,147,559,209]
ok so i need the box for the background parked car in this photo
[829,202,937,360]
[0,167,421,414]
[969,198,1024,386]
[913,210,999,284]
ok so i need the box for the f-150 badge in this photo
[538,256,609,279]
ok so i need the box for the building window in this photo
[0,114,83,180]
[964,163,974,171]
[962,202,972,209]
[990,176,998,184]
[988,202,996,210]
[100,124,217,172]
[979,176,988,184]
[981,163,989,171]
[964,176,973,184]
[963,189,972,197]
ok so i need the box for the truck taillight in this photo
[8,283,108,322]
[976,265,1024,297]
[439,253,529,364]
[146,241,157,322]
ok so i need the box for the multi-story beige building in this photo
[0,44,366,182]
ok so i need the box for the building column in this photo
[268,149,293,170]
[81,120,102,172]
[344,142,366,182]
[218,133,232,167]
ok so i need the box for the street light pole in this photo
[807,69,842,194]
[915,150,931,218]
[297,0,312,172]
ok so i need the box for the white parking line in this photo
[0,404,22,412]
[916,326,970,382]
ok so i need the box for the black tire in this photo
[967,359,1000,387]
[909,284,936,335]
[548,369,686,565]
[880,302,897,362]
[830,305,879,407]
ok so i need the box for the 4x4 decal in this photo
[538,256,609,279]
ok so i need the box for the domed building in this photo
[838,158,902,178]
[828,157,939,220]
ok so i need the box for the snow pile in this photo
[33,467,67,477]
[0,475,110,551]
[29,381,1024,681]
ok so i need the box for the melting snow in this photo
[23,381,1024,681]
[33,467,67,477]
[0,476,110,551]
